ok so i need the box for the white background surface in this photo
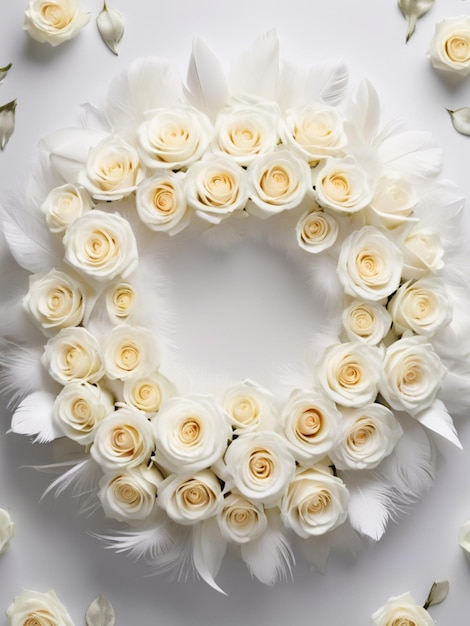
[1,1,470,624]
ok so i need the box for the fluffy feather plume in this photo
[342,470,392,541]
[346,79,380,145]
[438,366,470,417]
[416,399,462,449]
[41,457,102,514]
[10,390,61,443]
[192,518,227,594]
[304,61,349,107]
[378,130,442,180]
[0,344,52,408]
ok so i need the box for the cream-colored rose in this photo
[6,589,74,626]
[281,103,347,164]
[136,171,189,235]
[247,150,311,218]
[330,403,403,470]
[43,327,104,384]
[380,336,446,416]
[0,508,14,554]
[428,16,470,77]
[123,371,175,414]
[371,591,435,626]
[296,207,339,254]
[184,154,248,224]
[23,268,86,336]
[99,464,163,523]
[366,176,418,230]
[105,281,136,325]
[315,157,373,214]
[337,226,403,301]
[280,466,349,538]
[152,395,232,474]
[223,431,296,507]
[342,300,392,345]
[316,341,382,408]
[137,106,213,170]
[217,491,267,544]
[24,0,90,47]
[52,381,114,445]
[40,183,93,233]
[400,228,445,280]
[158,469,224,525]
[215,101,280,166]
[102,325,160,381]
[222,379,275,433]
[78,136,142,202]
[459,518,470,555]
[64,210,138,282]
[388,278,452,337]
[281,389,341,465]
[90,406,154,472]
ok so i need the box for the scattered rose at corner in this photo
[428,16,470,77]
[23,0,91,47]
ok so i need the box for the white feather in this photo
[0,344,54,407]
[378,130,442,180]
[192,518,227,594]
[346,79,380,144]
[342,469,392,541]
[41,458,102,506]
[414,180,464,249]
[10,391,61,443]
[304,61,349,107]
[438,367,470,417]
[78,102,112,133]
[416,399,462,449]
[308,252,345,314]
[296,534,330,574]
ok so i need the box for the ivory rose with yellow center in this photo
[217,491,267,544]
[315,157,373,214]
[136,171,189,235]
[428,16,470,76]
[6,589,74,626]
[296,207,339,254]
[105,281,136,325]
[23,0,90,46]
[366,176,418,230]
[222,379,275,433]
[43,326,103,384]
[40,183,93,233]
[341,300,392,345]
[123,371,175,415]
[400,228,444,280]
[102,325,160,380]
[371,591,435,626]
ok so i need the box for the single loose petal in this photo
[447,107,470,136]
[86,595,116,626]
[97,2,125,55]
[423,580,449,609]
[0,98,16,150]
[0,62,12,83]
[398,0,435,42]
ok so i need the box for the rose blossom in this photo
[40,183,93,233]
[136,171,189,235]
[314,157,373,214]
[316,341,382,407]
[371,591,435,626]
[102,325,160,380]
[459,519,470,555]
[400,228,445,280]
[64,210,138,281]
[280,466,349,538]
[6,589,74,626]
[105,281,136,325]
[247,149,311,217]
[222,379,275,433]
[123,371,175,414]
[428,16,470,77]
[98,464,163,523]
[337,226,403,301]
[90,406,154,472]
[52,381,114,445]
[43,327,103,384]
[0,508,14,554]
[217,491,267,544]
[342,300,392,345]
[152,395,232,474]
[296,207,339,254]
[23,0,90,47]
[23,268,86,336]
[380,335,446,416]
[329,403,403,470]
[281,389,341,465]
[222,431,296,507]
[366,175,418,230]
[158,469,224,525]
[78,136,142,201]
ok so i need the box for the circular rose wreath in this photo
[1,32,469,592]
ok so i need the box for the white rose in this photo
[329,403,403,470]
[222,379,275,433]
[280,466,349,538]
[337,226,403,301]
[400,228,445,280]
[136,106,213,170]
[23,269,86,336]
[52,382,114,445]
[98,464,163,523]
[158,469,224,525]
[342,300,392,345]
[459,519,470,555]
[102,325,160,381]
[316,341,382,408]
[0,508,14,554]
[223,431,296,507]
[296,207,339,254]
[380,335,446,416]
[123,371,175,414]
[247,149,311,218]
[105,281,136,325]
[388,278,452,337]
[6,589,74,626]
[136,171,189,235]
[428,16,470,77]
[90,406,154,472]
[23,0,90,47]
[43,327,104,384]
[217,491,267,544]
[366,176,418,229]
[314,157,373,214]
[78,136,142,201]
[280,103,347,164]
[215,101,280,166]
[152,395,232,474]
[40,183,93,233]
[64,210,138,282]
[281,389,341,465]
[371,592,435,626]
[184,154,248,224]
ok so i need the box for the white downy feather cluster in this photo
[0,31,469,592]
